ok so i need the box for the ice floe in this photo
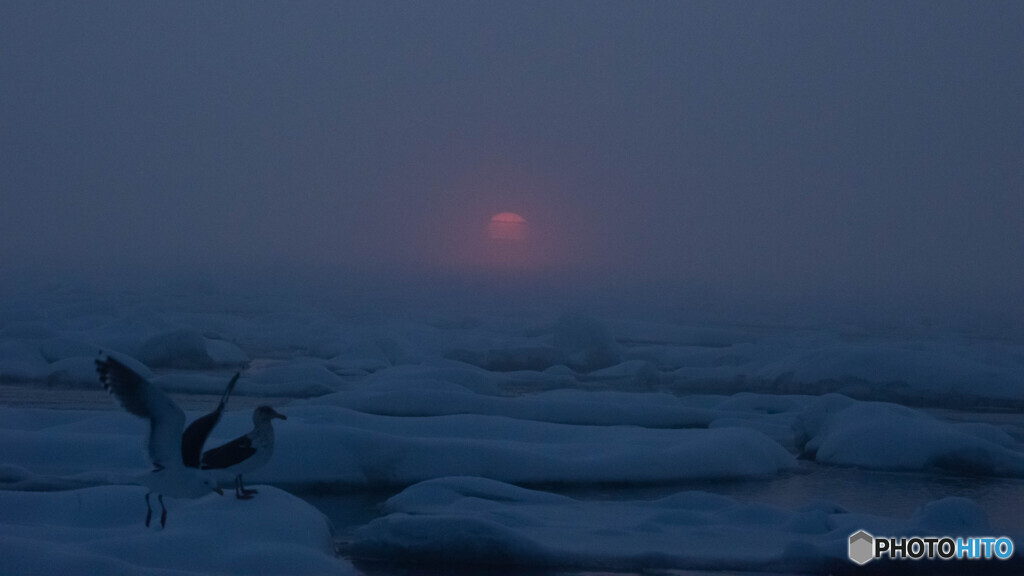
[352,476,1016,572]
[0,485,357,576]
[799,394,1024,476]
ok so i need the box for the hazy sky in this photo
[2,2,1022,323]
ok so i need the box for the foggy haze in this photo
[2,2,1022,327]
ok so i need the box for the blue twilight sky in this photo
[1,2,1022,324]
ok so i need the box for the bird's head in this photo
[253,405,287,425]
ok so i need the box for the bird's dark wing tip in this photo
[201,436,256,470]
[95,355,152,417]
[182,410,226,468]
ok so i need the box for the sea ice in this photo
[799,394,1024,476]
[0,485,358,576]
[254,405,796,487]
[352,476,1012,573]
[136,329,249,369]
[313,380,719,427]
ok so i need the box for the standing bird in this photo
[96,355,237,527]
[201,405,286,499]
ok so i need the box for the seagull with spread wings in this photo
[96,355,236,527]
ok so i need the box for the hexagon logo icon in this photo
[848,530,874,565]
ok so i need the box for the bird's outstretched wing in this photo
[181,372,239,468]
[96,355,185,469]
[201,434,256,470]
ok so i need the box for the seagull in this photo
[96,355,236,527]
[201,405,286,499]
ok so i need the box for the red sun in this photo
[487,212,528,241]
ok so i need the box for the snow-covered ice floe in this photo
[305,384,1024,479]
[3,389,1023,495]
[1,289,1023,574]
[0,485,358,576]
[312,379,720,427]
[245,404,796,487]
[352,476,1019,573]
[799,394,1024,476]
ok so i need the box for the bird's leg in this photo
[235,474,254,500]
[159,494,167,528]
[240,474,259,496]
[145,492,153,527]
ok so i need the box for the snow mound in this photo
[758,343,1024,402]
[37,338,99,362]
[352,476,1006,573]
[0,341,49,381]
[254,405,794,487]
[552,313,620,372]
[136,329,248,369]
[799,395,1024,476]
[0,485,358,576]
[45,356,102,388]
[326,339,401,374]
[312,383,718,428]
[361,363,501,395]
[243,361,344,397]
[578,359,658,388]
[155,372,242,395]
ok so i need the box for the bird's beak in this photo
[214,486,224,496]
[275,412,287,420]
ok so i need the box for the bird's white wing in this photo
[97,355,185,469]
